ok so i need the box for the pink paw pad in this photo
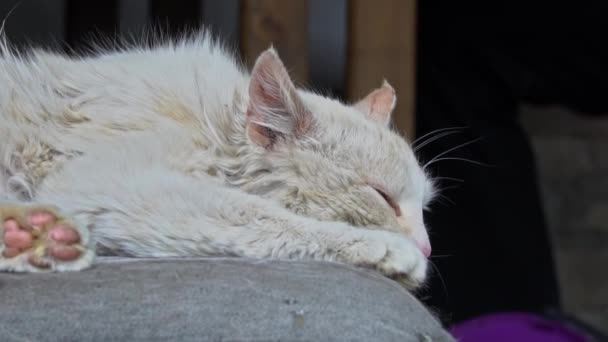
[2,209,83,267]
[27,211,55,227]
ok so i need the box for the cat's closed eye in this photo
[372,187,402,217]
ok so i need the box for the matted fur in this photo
[0,30,435,288]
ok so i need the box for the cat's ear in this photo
[353,80,396,126]
[246,48,313,148]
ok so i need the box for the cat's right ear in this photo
[352,80,396,126]
[246,48,314,148]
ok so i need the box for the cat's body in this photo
[0,33,434,288]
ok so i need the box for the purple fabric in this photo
[449,312,591,342]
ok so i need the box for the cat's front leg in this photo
[238,214,428,288]
[330,227,428,288]
[0,203,94,272]
[206,200,428,288]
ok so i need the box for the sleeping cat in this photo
[0,32,435,289]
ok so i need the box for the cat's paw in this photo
[0,204,94,272]
[339,230,427,288]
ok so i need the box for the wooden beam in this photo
[240,0,309,85]
[346,0,417,138]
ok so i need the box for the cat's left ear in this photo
[246,48,314,148]
[353,80,396,126]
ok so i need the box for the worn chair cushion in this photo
[0,257,454,341]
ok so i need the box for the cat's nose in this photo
[412,229,432,258]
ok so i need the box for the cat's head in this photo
[244,48,435,259]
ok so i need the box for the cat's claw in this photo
[341,230,428,289]
[0,204,94,272]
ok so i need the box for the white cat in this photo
[0,32,435,288]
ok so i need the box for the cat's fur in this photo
[0,32,435,288]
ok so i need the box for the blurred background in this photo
[1,0,606,339]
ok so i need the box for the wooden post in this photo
[239,0,309,85]
[346,0,417,138]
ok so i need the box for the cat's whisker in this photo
[424,138,482,170]
[432,176,464,183]
[429,254,454,258]
[435,193,456,206]
[412,126,467,147]
[425,157,490,170]
[436,185,461,193]
[427,260,449,300]
[413,130,461,152]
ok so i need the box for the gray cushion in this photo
[0,257,455,341]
